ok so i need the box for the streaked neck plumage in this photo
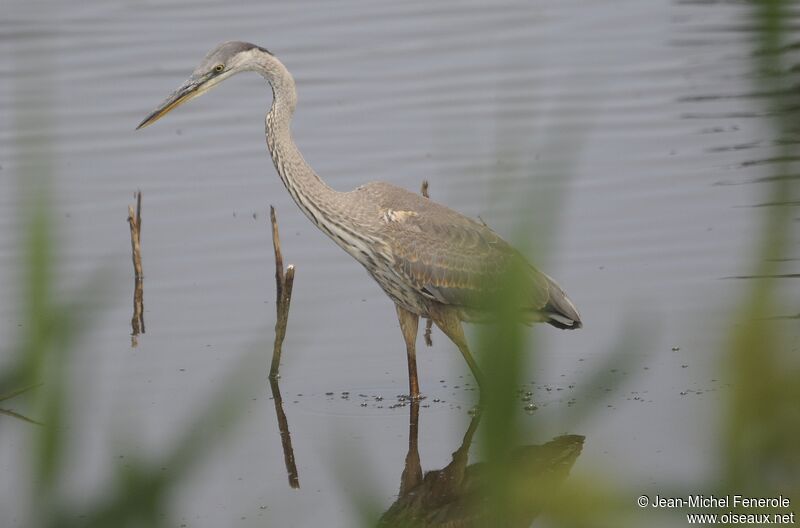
[246,51,380,269]
[251,54,343,230]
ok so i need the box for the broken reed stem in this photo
[271,265,294,376]
[0,408,43,426]
[271,206,284,303]
[266,208,299,487]
[135,188,142,235]
[128,191,143,280]
[270,206,295,378]
[0,383,42,403]
[420,181,434,345]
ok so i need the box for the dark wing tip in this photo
[540,274,582,330]
[544,313,582,330]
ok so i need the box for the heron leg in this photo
[428,306,485,391]
[395,304,421,399]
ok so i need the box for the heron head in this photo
[136,41,273,129]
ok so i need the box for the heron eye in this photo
[214,64,224,73]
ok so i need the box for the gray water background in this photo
[1,0,798,526]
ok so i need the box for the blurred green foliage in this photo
[723,0,799,502]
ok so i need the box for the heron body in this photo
[138,41,582,396]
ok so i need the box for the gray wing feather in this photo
[359,182,551,312]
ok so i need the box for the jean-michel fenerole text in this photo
[651,495,791,509]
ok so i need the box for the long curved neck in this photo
[254,58,343,230]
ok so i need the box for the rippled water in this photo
[1,0,798,526]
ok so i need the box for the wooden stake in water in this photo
[128,191,143,279]
[270,206,295,378]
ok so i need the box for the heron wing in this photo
[362,182,551,311]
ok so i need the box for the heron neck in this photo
[261,64,341,226]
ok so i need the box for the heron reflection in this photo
[380,402,584,527]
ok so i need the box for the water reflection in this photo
[268,378,300,489]
[379,401,584,527]
[130,277,145,347]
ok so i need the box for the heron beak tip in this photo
[136,111,160,130]
[135,116,154,130]
[137,72,213,132]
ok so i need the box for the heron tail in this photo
[539,272,582,330]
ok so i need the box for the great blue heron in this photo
[137,42,581,398]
